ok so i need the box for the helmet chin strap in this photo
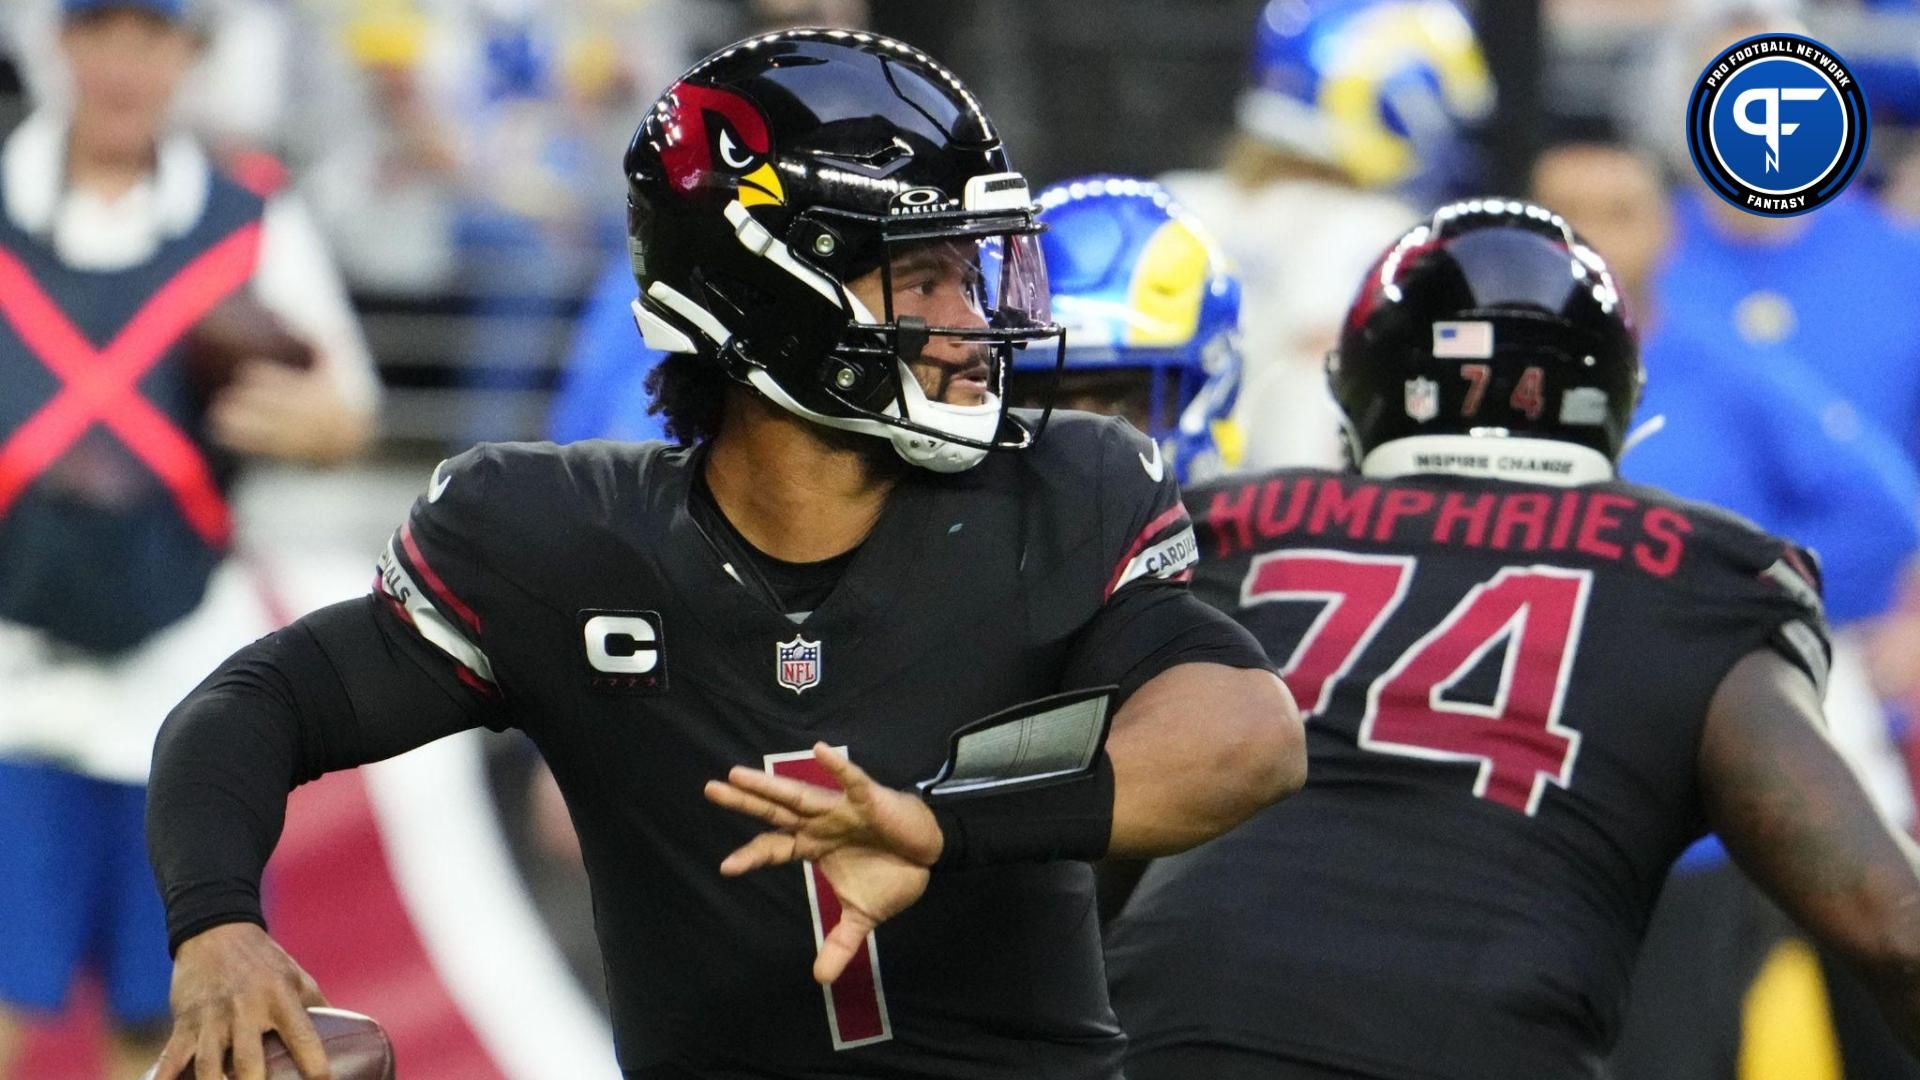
[878,314,998,472]
[729,222,1003,472]
[885,361,1001,473]
[741,366,1002,474]
[835,288,1005,472]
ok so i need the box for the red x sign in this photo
[0,223,262,545]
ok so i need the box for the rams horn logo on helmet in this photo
[656,81,786,207]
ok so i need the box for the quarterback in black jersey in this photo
[1104,201,1920,1079]
[142,31,1302,1080]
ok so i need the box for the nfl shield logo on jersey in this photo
[1405,377,1440,423]
[776,635,822,695]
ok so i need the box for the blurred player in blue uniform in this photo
[548,256,668,444]
[1632,2,1920,468]
[1537,134,1920,1080]
[1658,185,1920,465]
[1162,0,1493,469]
[1007,176,1244,485]
[0,1,376,1077]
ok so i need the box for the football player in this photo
[0,2,375,1077]
[1161,0,1494,470]
[1007,175,1245,487]
[144,30,1303,1080]
[1104,200,1920,1078]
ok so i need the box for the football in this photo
[264,1007,395,1080]
[140,1007,395,1080]
[180,293,316,397]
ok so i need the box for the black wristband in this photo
[929,752,1115,870]
[169,907,268,957]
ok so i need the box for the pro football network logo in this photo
[776,634,822,695]
[1686,33,1868,217]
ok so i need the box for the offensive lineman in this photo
[144,30,1302,1080]
[1105,200,1920,1078]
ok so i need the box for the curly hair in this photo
[645,353,730,446]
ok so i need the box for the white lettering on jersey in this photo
[584,614,661,674]
[1111,525,1199,594]
[378,538,495,683]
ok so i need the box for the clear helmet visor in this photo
[862,230,1055,338]
[982,229,1054,333]
[786,205,1068,471]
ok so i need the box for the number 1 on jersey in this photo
[765,749,893,1050]
[1242,553,1592,816]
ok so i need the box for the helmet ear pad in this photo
[816,353,893,411]
[787,217,857,280]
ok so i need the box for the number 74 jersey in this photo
[1106,467,1829,1080]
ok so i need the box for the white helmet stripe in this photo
[646,281,734,346]
[725,201,846,308]
[745,368,892,438]
[632,298,697,353]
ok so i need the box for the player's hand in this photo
[208,361,371,465]
[705,742,943,869]
[153,922,333,1080]
[704,743,941,984]
[807,844,930,985]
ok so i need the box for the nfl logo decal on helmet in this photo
[1404,377,1439,422]
[776,635,822,695]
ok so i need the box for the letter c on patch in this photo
[586,614,660,674]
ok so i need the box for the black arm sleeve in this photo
[1062,583,1273,705]
[147,595,501,953]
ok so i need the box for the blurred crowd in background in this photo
[7,0,1920,1076]
[3,0,1917,447]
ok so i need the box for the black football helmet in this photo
[1327,199,1642,476]
[623,29,1065,472]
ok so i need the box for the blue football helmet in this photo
[1022,176,1244,484]
[1238,0,1495,199]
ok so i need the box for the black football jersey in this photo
[1104,467,1830,1080]
[372,413,1222,1078]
